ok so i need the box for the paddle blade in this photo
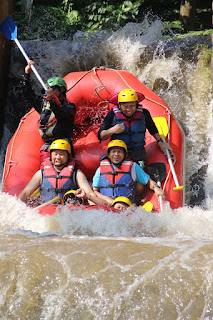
[153,117,169,139]
[173,186,184,191]
[0,16,17,40]
[148,162,166,182]
[142,201,153,212]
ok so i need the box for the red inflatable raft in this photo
[2,68,185,213]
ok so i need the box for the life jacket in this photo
[111,104,146,151]
[38,100,57,138]
[99,158,136,202]
[39,158,78,202]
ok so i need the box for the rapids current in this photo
[0,18,212,319]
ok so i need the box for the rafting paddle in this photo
[142,201,153,212]
[153,117,184,191]
[148,162,166,211]
[30,188,40,198]
[33,196,61,210]
[0,16,47,90]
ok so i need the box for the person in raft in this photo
[111,196,133,211]
[22,60,76,163]
[18,139,113,206]
[63,190,84,205]
[98,88,172,169]
[92,139,165,205]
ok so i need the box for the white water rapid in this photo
[0,17,212,319]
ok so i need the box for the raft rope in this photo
[1,109,35,190]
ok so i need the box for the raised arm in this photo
[18,170,42,203]
[76,170,112,206]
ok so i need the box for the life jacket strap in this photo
[99,182,134,189]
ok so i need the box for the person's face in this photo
[65,197,82,205]
[108,147,125,165]
[120,101,137,117]
[113,202,129,211]
[52,86,66,100]
[51,149,68,168]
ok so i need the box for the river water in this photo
[0,17,213,319]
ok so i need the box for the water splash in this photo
[0,192,60,234]
[0,191,213,240]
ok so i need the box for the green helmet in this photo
[46,77,67,90]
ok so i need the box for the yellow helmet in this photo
[50,139,71,154]
[107,139,127,153]
[111,196,133,207]
[63,190,83,205]
[118,89,138,103]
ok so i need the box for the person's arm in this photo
[100,123,125,141]
[134,163,165,199]
[18,170,42,203]
[92,187,113,205]
[147,178,165,199]
[153,132,172,153]
[144,108,172,152]
[18,60,43,114]
[91,168,113,205]
[76,170,112,206]
[50,100,76,123]
[98,110,123,141]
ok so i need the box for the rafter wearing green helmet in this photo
[46,77,67,91]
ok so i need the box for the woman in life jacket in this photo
[18,139,113,206]
[92,139,165,205]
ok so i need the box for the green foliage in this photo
[15,0,212,40]
[71,0,141,31]
[174,29,213,40]
[163,20,184,34]
[15,5,70,40]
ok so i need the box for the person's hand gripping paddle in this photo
[153,117,184,191]
[0,16,47,91]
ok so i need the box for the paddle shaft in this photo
[153,117,183,190]
[14,38,47,90]
[33,196,61,210]
[163,138,182,188]
[156,181,163,211]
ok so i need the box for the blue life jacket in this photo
[111,104,146,151]
[39,158,78,202]
[99,158,136,202]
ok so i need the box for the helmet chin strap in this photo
[109,157,125,168]
[51,158,69,169]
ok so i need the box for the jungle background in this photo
[16,0,212,40]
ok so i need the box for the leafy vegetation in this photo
[15,0,212,40]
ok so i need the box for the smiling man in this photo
[92,140,164,205]
[18,139,112,206]
[98,88,172,169]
